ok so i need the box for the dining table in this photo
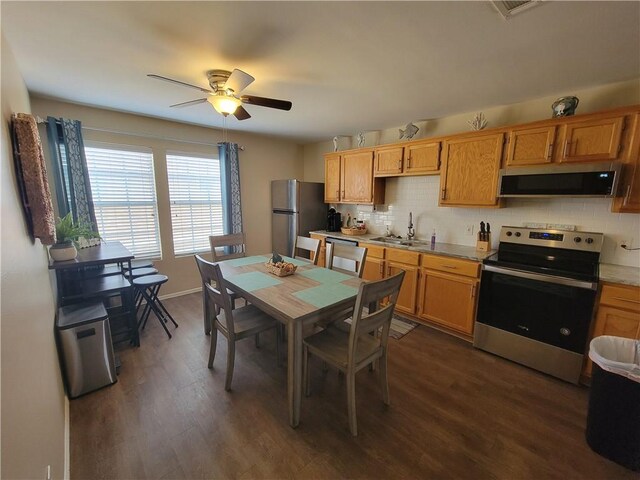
[217,254,365,428]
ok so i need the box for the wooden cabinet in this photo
[374,146,403,175]
[324,150,384,204]
[310,234,326,267]
[417,255,480,336]
[439,133,504,207]
[557,115,625,163]
[324,153,341,203]
[404,140,440,174]
[385,249,420,316]
[612,114,640,213]
[505,126,556,166]
[374,141,440,177]
[583,283,640,378]
[360,243,386,282]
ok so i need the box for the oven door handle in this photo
[483,264,598,290]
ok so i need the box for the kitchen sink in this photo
[371,236,429,247]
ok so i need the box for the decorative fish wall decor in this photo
[399,123,419,139]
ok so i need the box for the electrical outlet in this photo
[465,224,474,236]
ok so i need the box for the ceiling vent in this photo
[492,1,543,20]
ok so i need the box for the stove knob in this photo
[574,236,582,243]
[585,237,594,244]
[515,232,521,237]
[506,231,513,237]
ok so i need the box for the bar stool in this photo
[133,274,178,339]
[125,267,160,311]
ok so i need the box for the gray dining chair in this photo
[326,243,367,278]
[197,256,281,391]
[303,271,405,436]
[292,235,321,265]
[210,232,246,262]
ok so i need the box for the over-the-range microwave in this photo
[498,162,621,198]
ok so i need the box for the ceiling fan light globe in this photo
[207,95,241,115]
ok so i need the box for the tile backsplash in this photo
[335,176,640,267]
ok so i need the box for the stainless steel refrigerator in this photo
[271,180,326,257]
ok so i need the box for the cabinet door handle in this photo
[611,296,640,304]
[387,265,391,276]
[442,265,457,269]
[379,263,383,276]
[623,185,632,206]
[471,284,477,298]
[441,188,446,200]
[547,143,553,160]
[397,159,402,169]
[341,190,345,197]
[563,141,571,158]
[336,190,340,199]
[407,157,411,168]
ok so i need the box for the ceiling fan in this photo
[148,69,292,121]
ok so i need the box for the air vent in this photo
[492,1,543,20]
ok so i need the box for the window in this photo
[84,144,161,258]
[166,152,223,256]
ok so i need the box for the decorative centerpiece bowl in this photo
[265,252,297,277]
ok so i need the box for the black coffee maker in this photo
[327,208,342,232]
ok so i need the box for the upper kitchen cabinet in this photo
[374,145,404,175]
[324,150,385,204]
[404,140,441,174]
[556,115,625,163]
[324,153,342,203]
[505,126,557,166]
[612,113,640,213]
[374,141,441,177]
[439,133,504,207]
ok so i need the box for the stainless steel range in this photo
[474,226,604,384]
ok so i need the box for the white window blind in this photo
[84,145,161,258]
[166,152,223,256]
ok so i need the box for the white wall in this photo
[30,97,303,295]
[1,37,66,480]
[304,78,640,268]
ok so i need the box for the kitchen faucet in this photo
[407,212,415,240]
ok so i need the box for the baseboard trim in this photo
[64,396,70,480]
[158,287,201,301]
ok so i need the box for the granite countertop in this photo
[599,263,640,287]
[309,230,495,262]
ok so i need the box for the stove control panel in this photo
[500,227,603,252]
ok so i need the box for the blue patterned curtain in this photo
[218,142,243,235]
[46,117,97,230]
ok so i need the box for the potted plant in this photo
[49,213,98,261]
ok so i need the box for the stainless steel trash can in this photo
[56,302,117,398]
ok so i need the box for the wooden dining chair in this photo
[326,243,368,278]
[292,235,321,265]
[303,271,405,436]
[198,256,281,391]
[210,232,246,262]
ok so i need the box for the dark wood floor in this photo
[71,293,635,479]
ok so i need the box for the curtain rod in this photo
[34,115,245,149]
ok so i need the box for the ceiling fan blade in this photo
[240,95,292,111]
[224,69,255,94]
[169,98,208,108]
[233,106,252,121]
[147,74,213,94]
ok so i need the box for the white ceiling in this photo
[2,1,639,143]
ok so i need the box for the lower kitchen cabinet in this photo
[583,282,640,378]
[310,234,326,267]
[360,243,386,282]
[417,269,478,336]
[385,249,420,316]
[417,255,481,337]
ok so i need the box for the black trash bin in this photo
[586,335,640,471]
